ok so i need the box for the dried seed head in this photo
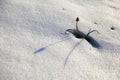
[76,17,79,22]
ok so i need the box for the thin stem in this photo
[76,22,80,32]
[85,30,99,38]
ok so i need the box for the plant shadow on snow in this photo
[34,36,71,54]
[66,29,101,48]
[64,39,84,66]
[34,47,46,54]
[64,29,101,67]
[34,30,100,54]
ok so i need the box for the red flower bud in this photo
[76,17,79,22]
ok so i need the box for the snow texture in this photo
[0,0,120,80]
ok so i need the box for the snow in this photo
[0,0,120,80]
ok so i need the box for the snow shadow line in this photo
[34,36,71,54]
[64,39,84,67]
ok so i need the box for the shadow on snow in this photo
[34,36,71,54]
[34,30,101,67]
[66,29,101,48]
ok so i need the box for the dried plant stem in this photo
[76,22,80,33]
[85,30,99,38]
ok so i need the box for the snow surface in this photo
[0,0,120,80]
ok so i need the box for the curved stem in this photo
[85,30,99,38]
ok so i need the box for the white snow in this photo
[0,0,120,80]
